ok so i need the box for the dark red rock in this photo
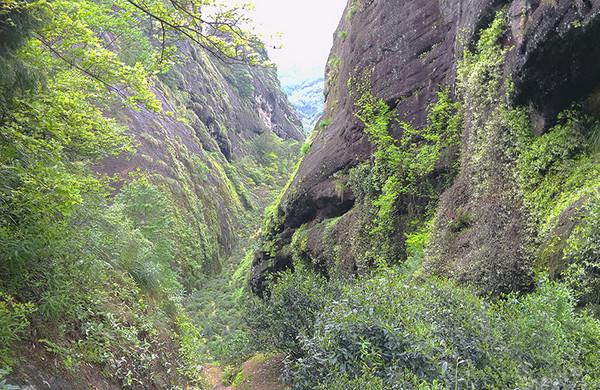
[252,0,600,295]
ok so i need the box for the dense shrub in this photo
[0,176,207,386]
[516,109,600,233]
[186,270,255,366]
[246,265,335,356]
[314,372,385,390]
[279,268,600,389]
[0,293,35,366]
[513,108,600,310]
[562,192,600,313]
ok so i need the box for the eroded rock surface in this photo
[100,43,304,274]
[252,0,600,295]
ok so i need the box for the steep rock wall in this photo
[252,0,600,295]
[101,43,304,275]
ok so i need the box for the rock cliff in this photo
[252,0,600,296]
[102,43,304,276]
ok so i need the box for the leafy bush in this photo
[514,105,599,309]
[300,142,310,155]
[186,272,255,366]
[516,109,600,233]
[258,268,600,389]
[111,177,184,297]
[0,293,35,365]
[315,372,384,390]
[319,118,332,128]
[0,174,208,385]
[175,312,208,383]
[562,192,600,313]
[351,73,461,238]
[246,265,334,356]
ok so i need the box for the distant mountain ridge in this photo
[283,76,325,132]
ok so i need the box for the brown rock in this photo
[252,0,600,295]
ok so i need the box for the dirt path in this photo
[204,354,288,390]
[204,365,233,390]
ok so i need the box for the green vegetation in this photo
[453,9,511,199]
[224,68,255,99]
[2,172,208,385]
[449,9,599,299]
[562,193,600,313]
[344,71,461,267]
[179,133,302,378]
[514,105,600,312]
[319,117,333,128]
[346,0,362,21]
[0,294,35,367]
[257,146,307,261]
[327,56,341,70]
[249,252,600,389]
[0,3,176,379]
[354,85,461,236]
[300,142,311,155]
[0,0,301,387]
[516,109,600,233]
[186,257,255,366]
[247,264,334,356]
[325,56,343,102]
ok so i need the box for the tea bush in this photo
[282,269,600,389]
[248,240,600,389]
[0,293,35,366]
[246,264,335,356]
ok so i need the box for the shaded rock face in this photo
[100,44,303,273]
[252,0,600,295]
[506,0,600,134]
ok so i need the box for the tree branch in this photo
[122,0,264,65]
[34,33,127,99]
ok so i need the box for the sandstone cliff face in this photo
[252,0,600,295]
[102,44,304,275]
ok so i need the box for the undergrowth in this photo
[249,252,600,389]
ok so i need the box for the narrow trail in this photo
[204,355,289,390]
[186,170,295,389]
[204,365,233,390]
[187,244,289,389]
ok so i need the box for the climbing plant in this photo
[347,70,461,265]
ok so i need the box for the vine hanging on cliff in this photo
[349,70,462,239]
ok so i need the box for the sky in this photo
[237,0,348,86]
